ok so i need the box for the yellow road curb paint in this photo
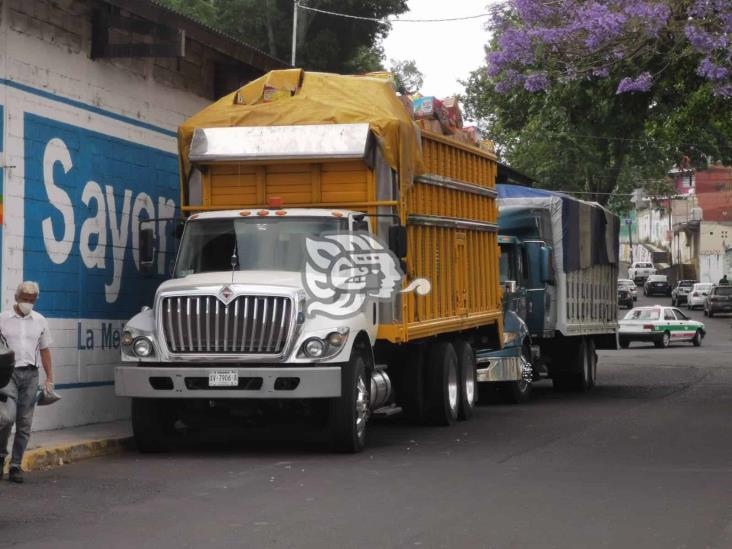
[3,437,132,473]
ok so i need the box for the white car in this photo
[628,262,656,285]
[687,283,713,310]
[619,306,705,348]
[618,278,638,301]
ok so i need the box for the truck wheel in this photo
[425,341,459,426]
[330,352,370,453]
[131,398,175,453]
[552,338,591,393]
[452,339,476,420]
[586,338,597,389]
[692,330,703,347]
[502,343,533,404]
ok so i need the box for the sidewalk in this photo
[3,420,133,473]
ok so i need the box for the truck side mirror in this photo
[389,225,408,258]
[504,280,518,294]
[140,227,155,273]
[540,246,555,285]
[352,219,369,232]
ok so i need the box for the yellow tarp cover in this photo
[178,69,425,197]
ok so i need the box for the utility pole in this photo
[626,217,634,264]
[291,0,298,67]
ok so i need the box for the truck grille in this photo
[161,296,292,354]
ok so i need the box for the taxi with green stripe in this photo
[619,306,705,349]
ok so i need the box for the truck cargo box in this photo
[178,70,503,345]
[497,184,619,337]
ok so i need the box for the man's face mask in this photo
[17,302,34,316]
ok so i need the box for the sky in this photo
[382,0,494,98]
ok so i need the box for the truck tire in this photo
[501,343,533,404]
[329,352,370,453]
[552,338,591,393]
[131,398,175,453]
[425,341,459,426]
[586,338,597,389]
[452,339,476,420]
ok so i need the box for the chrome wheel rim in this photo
[355,376,369,441]
[448,362,459,413]
[465,367,475,406]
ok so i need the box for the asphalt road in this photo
[3,293,732,549]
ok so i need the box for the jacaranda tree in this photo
[464,0,731,207]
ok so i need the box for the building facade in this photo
[0,0,284,430]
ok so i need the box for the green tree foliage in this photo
[389,59,424,94]
[159,0,408,74]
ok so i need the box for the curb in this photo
[4,436,133,473]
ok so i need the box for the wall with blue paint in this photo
[23,113,178,320]
[0,2,212,430]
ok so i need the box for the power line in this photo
[295,2,490,23]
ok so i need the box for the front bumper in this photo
[115,365,342,399]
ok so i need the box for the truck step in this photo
[372,404,402,418]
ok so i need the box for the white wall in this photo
[1,0,210,430]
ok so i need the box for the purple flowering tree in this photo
[487,0,731,97]
[463,0,732,208]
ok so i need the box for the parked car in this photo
[704,285,732,317]
[618,283,634,309]
[618,278,638,301]
[671,279,697,307]
[628,262,656,285]
[644,274,671,297]
[687,282,713,310]
[619,306,705,348]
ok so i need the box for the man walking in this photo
[0,282,54,483]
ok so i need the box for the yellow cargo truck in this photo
[115,70,505,452]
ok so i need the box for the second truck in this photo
[115,70,619,452]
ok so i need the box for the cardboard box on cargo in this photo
[441,96,463,130]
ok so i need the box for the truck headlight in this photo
[303,338,326,358]
[300,329,349,359]
[132,337,154,357]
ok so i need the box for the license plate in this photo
[208,371,238,387]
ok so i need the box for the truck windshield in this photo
[174,217,348,276]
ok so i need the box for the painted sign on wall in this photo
[23,113,179,319]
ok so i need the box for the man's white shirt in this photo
[0,309,53,368]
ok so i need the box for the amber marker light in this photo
[239,210,252,216]
[268,196,284,208]
[275,210,287,216]
[258,210,270,216]
[332,211,344,217]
